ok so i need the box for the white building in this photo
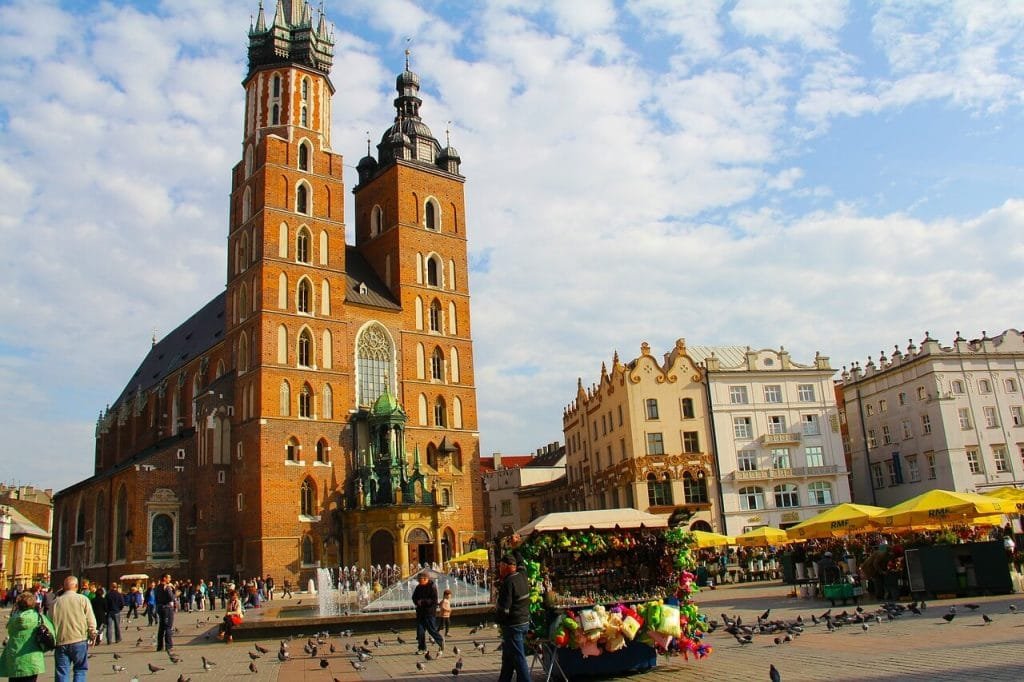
[484,444,565,539]
[840,330,1024,507]
[688,346,852,535]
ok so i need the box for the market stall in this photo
[506,509,712,680]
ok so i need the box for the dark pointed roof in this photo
[112,292,226,407]
[345,247,401,309]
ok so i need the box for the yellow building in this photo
[562,339,719,531]
[2,507,51,589]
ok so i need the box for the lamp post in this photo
[0,506,12,591]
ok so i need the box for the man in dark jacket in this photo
[105,584,126,644]
[411,571,445,654]
[495,555,531,681]
[155,574,176,652]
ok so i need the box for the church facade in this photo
[51,0,485,587]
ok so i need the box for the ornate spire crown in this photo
[247,0,334,79]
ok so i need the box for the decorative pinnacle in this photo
[446,121,452,147]
[365,131,371,155]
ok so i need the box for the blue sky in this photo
[1,0,1022,492]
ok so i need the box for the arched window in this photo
[356,323,393,406]
[448,301,457,334]
[296,183,310,215]
[426,257,440,286]
[298,329,313,367]
[299,384,313,418]
[452,443,463,470]
[683,472,709,504]
[418,393,428,425]
[979,379,992,393]
[431,346,444,381]
[151,513,174,556]
[297,279,312,313]
[441,489,451,507]
[277,272,288,309]
[239,284,249,320]
[774,484,799,508]
[434,397,447,427]
[272,73,281,98]
[297,228,311,263]
[113,485,128,560]
[322,384,333,419]
[244,144,253,177]
[647,473,672,507]
[277,325,287,363]
[298,143,310,173]
[242,187,251,223]
[280,381,291,416]
[450,348,460,383]
[271,103,280,125]
[426,443,438,469]
[316,439,329,463]
[951,380,965,394]
[425,200,437,230]
[75,502,86,542]
[286,437,299,461]
[808,481,833,506]
[320,280,330,315]
[301,535,315,565]
[319,231,328,264]
[448,259,456,291]
[300,105,308,127]
[321,327,332,367]
[453,396,463,428]
[429,299,442,332]
[238,332,248,372]
[371,205,383,236]
[93,494,107,564]
[739,486,765,511]
[300,479,315,516]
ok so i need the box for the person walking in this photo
[125,586,140,622]
[411,572,444,655]
[144,581,158,627]
[89,587,107,646]
[281,578,292,599]
[216,589,244,644]
[495,555,531,682]
[104,584,124,644]
[438,589,453,637]
[52,576,97,682]
[0,591,56,682]
[154,574,176,652]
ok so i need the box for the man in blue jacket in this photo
[105,584,125,643]
[495,555,531,681]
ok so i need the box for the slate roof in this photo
[527,445,566,468]
[345,247,401,310]
[7,506,49,539]
[113,292,227,407]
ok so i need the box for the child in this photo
[438,589,453,637]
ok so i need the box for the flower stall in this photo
[505,509,712,679]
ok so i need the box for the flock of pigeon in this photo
[711,600,1021,680]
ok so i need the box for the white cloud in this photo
[730,0,848,52]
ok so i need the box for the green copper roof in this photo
[371,389,404,417]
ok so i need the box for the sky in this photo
[1,0,1022,493]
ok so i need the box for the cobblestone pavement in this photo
[28,586,1023,682]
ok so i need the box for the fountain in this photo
[316,567,345,616]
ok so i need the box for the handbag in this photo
[34,612,56,652]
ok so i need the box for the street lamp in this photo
[0,506,12,590]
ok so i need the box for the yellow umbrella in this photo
[448,548,488,564]
[874,489,1010,528]
[690,530,735,548]
[982,486,1024,503]
[735,526,790,547]
[786,503,887,540]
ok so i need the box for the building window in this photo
[966,447,981,474]
[297,229,311,263]
[805,446,824,468]
[425,200,438,230]
[431,347,444,381]
[322,384,333,419]
[297,279,312,313]
[429,299,442,332]
[917,386,927,400]
[738,450,757,471]
[647,473,672,506]
[867,429,877,448]
[646,432,664,455]
[882,425,892,445]
[764,385,782,403]
[866,404,874,416]
[922,414,932,434]
[993,445,1010,473]
[150,513,174,556]
[952,380,965,394]
[901,419,913,439]
[298,329,313,366]
[434,397,447,427]
[500,500,512,516]
[885,460,897,486]
[729,386,749,404]
[682,431,700,453]
[280,381,291,416]
[979,379,992,394]
[298,384,312,418]
[871,463,884,489]
[797,384,815,402]
[300,105,308,127]
[926,452,936,479]
[771,448,790,469]
[272,73,280,97]
[316,439,328,463]
[733,417,752,439]
[300,479,315,516]
[906,455,920,482]
[296,183,309,214]
[683,472,708,504]
[807,481,833,506]
[286,437,299,462]
[645,398,659,420]
[738,486,765,511]
[357,323,393,406]
[301,536,314,566]
[898,391,907,406]
[1011,406,1023,426]
[618,405,623,426]
[958,408,972,430]
[774,484,799,508]
[426,257,440,286]
[1006,378,1018,393]
[984,406,999,428]
[426,443,438,469]
[680,398,695,419]
[879,399,888,413]
[298,142,310,171]
[802,414,820,436]
[768,415,787,434]
[271,103,279,125]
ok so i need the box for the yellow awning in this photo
[735,526,790,547]
[786,503,887,540]
[690,530,735,548]
[448,548,488,564]
[874,489,1010,528]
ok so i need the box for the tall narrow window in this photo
[316,439,329,463]
[297,279,312,313]
[300,479,315,516]
[286,437,299,461]
[300,105,308,127]
[434,397,447,427]
[680,398,695,419]
[271,103,280,125]
[298,329,313,367]
[273,74,281,98]
[371,205,383,236]
[357,323,393,406]
[429,299,442,332]
[427,257,440,286]
[322,384,333,419]
[425,200,437,230]
[279,381,291,416]
[298,142,309,171]
[431,347,444,381]
[297,228,311,263]
[299,384,312,418]
[296,183,309,214]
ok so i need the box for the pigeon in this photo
[248,652,262,660]
[983,614,993,624]
[297,600,302,605]
[278,649,289,662]
[351,661,365,671]
[451,668,460,676]
[397,636,406,645]
[425,651,436,661]
[255,644,269,654]
[136,638,144,647]
[201,656,216,671]
[248,662,258,674]
[964,603,980,611]
[468,627,478,635]
[452,645,460,656]
[177,676,190,682]
[759,608,771,621]
[148,664,165,674]
[1010,604,1018,613]
[168,652,183,664]
[113,653,123,660]
[920,600,928,610]
[773,637,782,646]
[329,643,336,653]
[770,664,782,682]
[942,613,956,623]
[455,657,464,670]
[416,662,425,671]
[861,622,869,632]
[319,658,329,669]
[113,665,126,673]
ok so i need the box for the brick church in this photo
[51,0,486,587]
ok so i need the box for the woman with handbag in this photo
[216,589,243,643]
[0,591,55,682]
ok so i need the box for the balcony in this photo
[732,464,844,481]
[759,432,802,445]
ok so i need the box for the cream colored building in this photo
[562,339,719,531]
[485,444,566,539]
[840,329,1024,507]
[687,345,851,535]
